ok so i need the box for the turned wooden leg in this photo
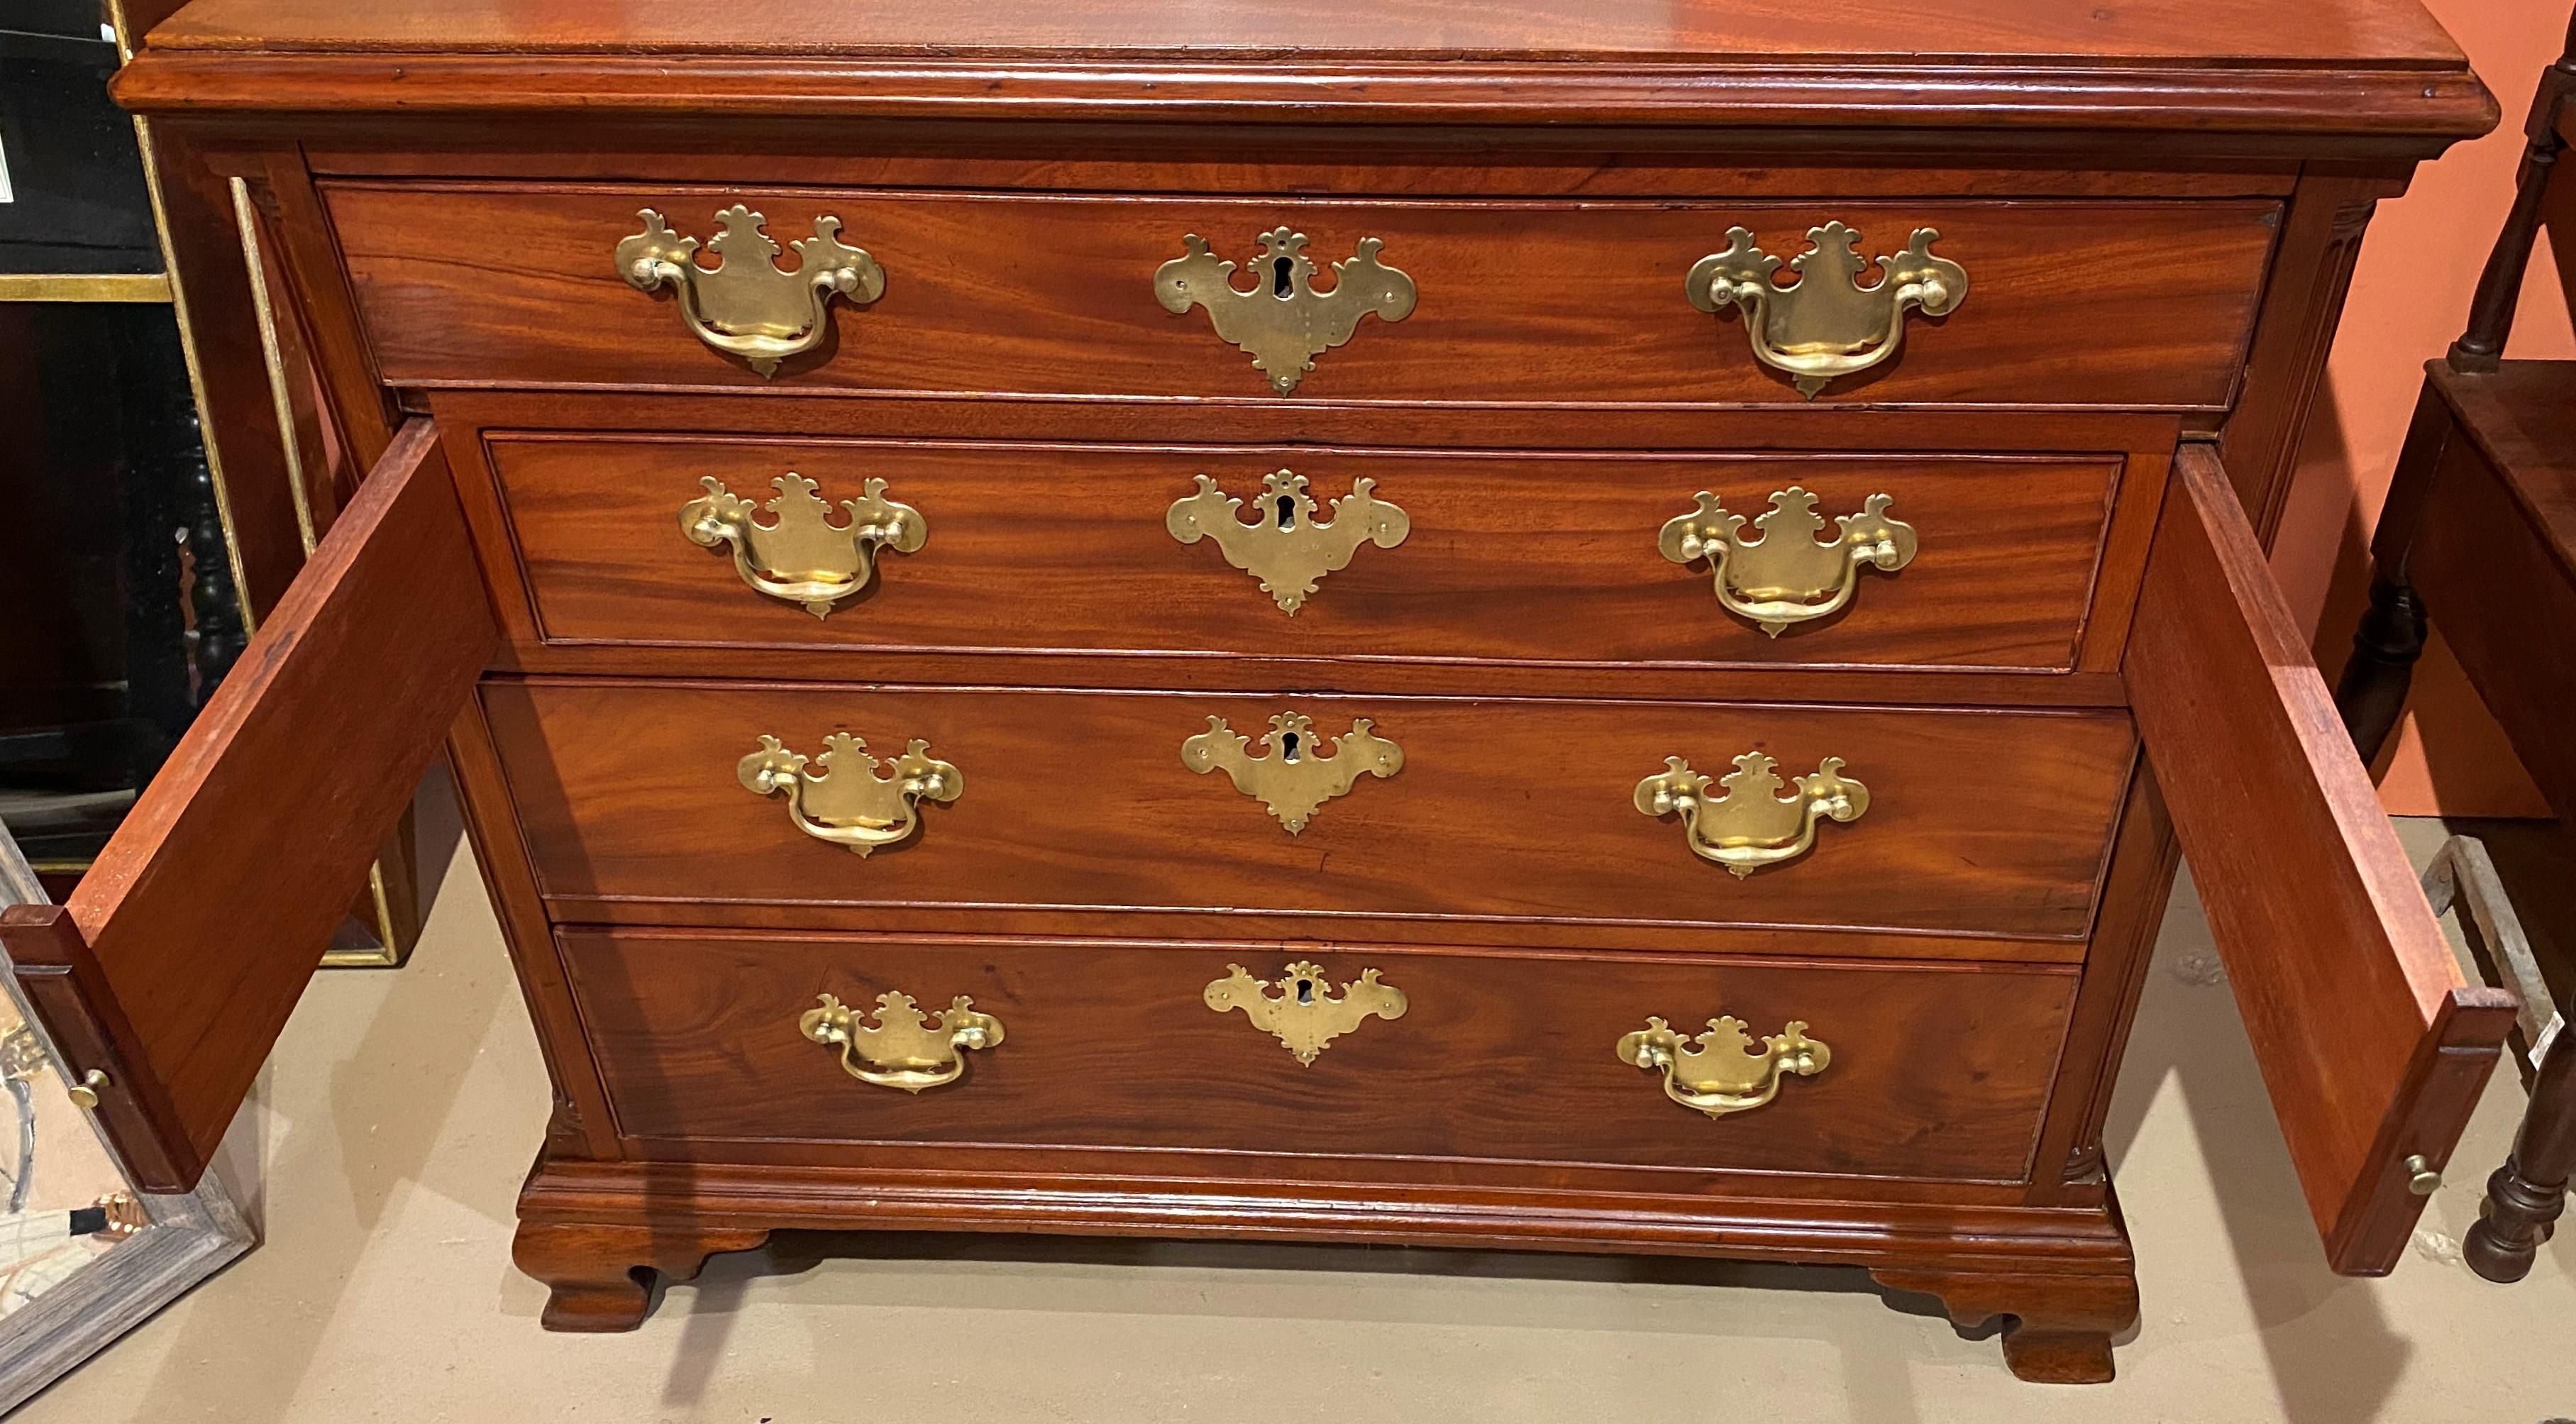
[512,1220,772,1332]
[2335,570,2428,764]
[1872,1267,2139,1384]
[2465,1026,2576,1283]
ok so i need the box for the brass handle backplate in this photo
[1659,487,1916,636]
[681,473,925,617]
[800,991,1002,1093]
[1634,751,1868,878]
[1166,469,1410,614]
[1618,1015,1829,1117]
[1182,711,1402,834]
[617,206,885,377]
[1154,227,1415,394]
[1205,961,1408,1064]
[1686,223,1966,397]
[740,732,961,855]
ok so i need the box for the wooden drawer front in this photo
[559,929,2074,1183]
[488,434,2124,674]
[332,182,2276,409]
[485,681,2133,940]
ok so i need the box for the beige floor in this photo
[19,785,2576,1422]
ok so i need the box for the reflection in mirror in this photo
[0,817,253,1410]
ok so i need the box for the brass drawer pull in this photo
[1206,961,1408,1064]
[1658,487,1916,636]
[1618,1015,1829,1117]
[1686,223,1966,397]
[739,733,961,856]
[1154,227,1416,394]
[1634,752,1868,878]
[800,991,1002,1093]
[617,206,885,377]
[681,473,925,618]
[1166,469,1410,614]
[1182,712,1401,834]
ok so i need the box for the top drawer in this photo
[326,183,2278,409]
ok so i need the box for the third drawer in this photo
[483,680,2134,942]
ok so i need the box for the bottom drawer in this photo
[560,929,2076,1184]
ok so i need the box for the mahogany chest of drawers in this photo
[0,0,2511,1383]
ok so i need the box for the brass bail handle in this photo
[1657,487,1916,636]
[1686,222,1966,397]
[680,473,926,619]
[617,205,886,377]
[1617,1015,1830,1117]
[1633,751,1869,877]
[739,732,963,856]
[799,991,1004,1093]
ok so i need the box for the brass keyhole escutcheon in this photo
[1181,711,1402,834]
[1154,228,1417,394]
[1206,961,1407,1064]
[1166,469,1410,615]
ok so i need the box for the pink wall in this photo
[2272,0,2571,817]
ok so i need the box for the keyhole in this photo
[1281,732,1303,763]
[1275,495,1298,529]
[1272,255,1295,297]
[1295,977,1315,1005]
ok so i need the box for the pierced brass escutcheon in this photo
[1154,228,1416,394]
[800,991,1002,1093]
[739,732,961,856]
[1181,712,1402,834]
[1166,469,1410,614]
[1686,222,1967,397]
[680,474,925,617]
[1617,1015,1829,1117]
[616,206,885,377]
[1634,752,1869,878]
[1205,961,1408,1064]
[1658,487,1917,636]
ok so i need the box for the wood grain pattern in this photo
[560,929,2074,1183]
[0,420,492,1191]
[326,184,2279,409]
[2403,363,2576,816]
[484,680,2135,942]
[486,434,2123,674]
[2126,444,2513,1272]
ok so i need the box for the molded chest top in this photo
[148,0,2465,66]
[123,0,2491,144]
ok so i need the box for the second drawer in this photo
[484,680,2133,940]
[479,433,2129,674]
